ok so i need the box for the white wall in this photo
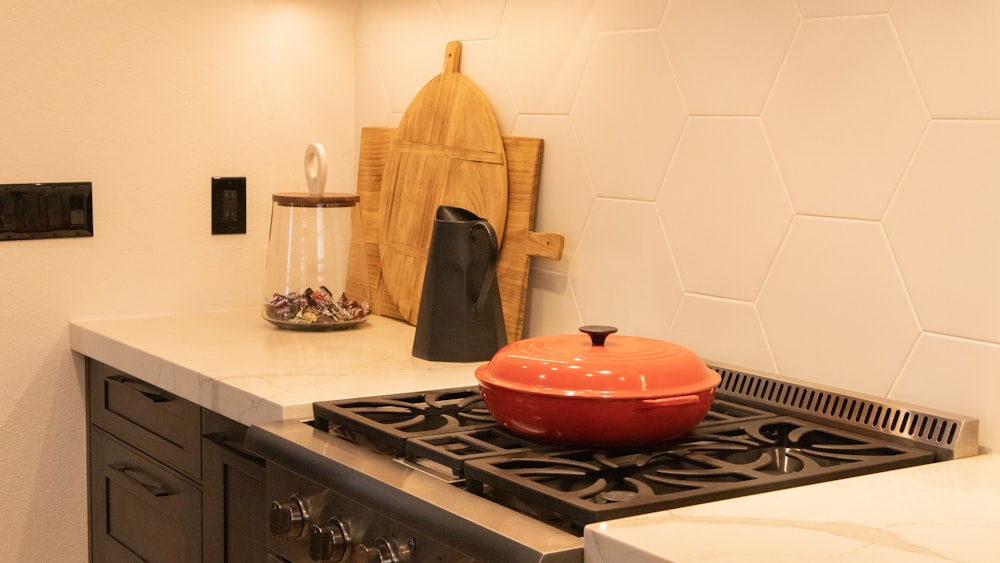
[0,0,355,560]
[355,0,999,451]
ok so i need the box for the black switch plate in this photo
[0,182,93,241]
[211,177,246,235]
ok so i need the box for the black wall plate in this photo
[211,177,246,235]
[0,182,94,241]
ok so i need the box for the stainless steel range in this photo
[245,364,978,563]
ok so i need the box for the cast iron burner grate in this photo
[313,388,775,478]
[405,428,549,478]
[461,416,935,530]
[306,387,943,536]
[312,387,496,456]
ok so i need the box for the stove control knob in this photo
[269,496,309,539]
[359,537,413,563]
[309,519,350,562]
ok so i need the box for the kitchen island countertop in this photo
[70,308,998,562]
[585,452,1000,562]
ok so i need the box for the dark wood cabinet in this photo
[89,429,202,563]
[202,410,268,562]
[88,359,203,480]
[86,358,267,563]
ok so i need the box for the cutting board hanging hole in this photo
[443,41,462,73]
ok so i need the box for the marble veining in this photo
[652,515,947,559]
[585,454,1000,563]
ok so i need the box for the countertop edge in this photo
[68,310,480,425]
[70,318,299,424]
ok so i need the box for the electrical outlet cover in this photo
[211,177,246,235]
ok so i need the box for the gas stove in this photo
[245,364,978,562]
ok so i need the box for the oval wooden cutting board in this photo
[379,41,509,326]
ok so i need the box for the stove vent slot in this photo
[710,365,979,460]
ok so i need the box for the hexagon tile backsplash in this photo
[354,0,999,450]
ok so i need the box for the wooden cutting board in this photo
[348,127,564,343]
[378,41,509,326]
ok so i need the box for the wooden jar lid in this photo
[271,192,360,207]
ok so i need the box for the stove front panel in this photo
[265,462,475,563]
[247,420,585,563]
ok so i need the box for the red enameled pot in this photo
[474,325,721,445]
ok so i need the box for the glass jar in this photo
[261,190,369,330]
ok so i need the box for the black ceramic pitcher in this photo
[412,205,507,361]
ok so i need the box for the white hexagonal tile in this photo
[892,1,1000,118]
[591,0,668,31]
[662,0,799,116]
[454,41,516,135]
[571,31,686,200]
[353,46,392,171]
[570,199,683,338]
[355,46,391,129]
[667,295,777,374]
[524,269,584,338]
[892,333,1000,449]
[355,0,384,47]
[762,16,928,219]
[757,217,920,396]
[437,0,505,40]
[798,0,893,17]
[511,114,595,274]
[884,121,1000,344]
[372,0,449,113]
[496,0,597,114]
[658,117,793,301]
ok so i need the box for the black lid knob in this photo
[579,325,618,346]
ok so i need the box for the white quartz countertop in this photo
[69,308,481,424]
[585,453,1000,563]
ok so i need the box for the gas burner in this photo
[313,387,497,456]
[702,420,918,473]
[462,417,935,528]
[405,427,550,478]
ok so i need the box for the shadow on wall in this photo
[1,334,89,559]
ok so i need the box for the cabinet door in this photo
[203,411,268,563]
[90,429,202,563]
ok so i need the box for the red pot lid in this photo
[474,325,721,399]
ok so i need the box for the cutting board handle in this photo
[526,231,565,260]
[443,41,462,74]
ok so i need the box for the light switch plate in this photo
[0,182,93,241]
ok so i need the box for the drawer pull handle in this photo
[108,462,172,497]
[109,375,172,403]
[204,432,265,465]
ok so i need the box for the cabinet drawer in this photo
[89,429,202,563]
[88,359,201,480]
